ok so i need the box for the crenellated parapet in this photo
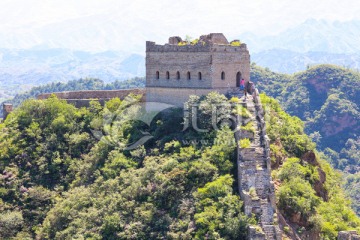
[146,40,248,53]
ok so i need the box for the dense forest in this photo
[0,91,359,239]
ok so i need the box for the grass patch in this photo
[233,105,251,118]
[241,122,255,133]
[239,138,251,148]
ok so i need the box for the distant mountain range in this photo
[239,19,360,73]
[2,19,360,100]
[239,19,360,54]
[252,49,360,73]
[0,48,144,102]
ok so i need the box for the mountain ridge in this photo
[0,48,145,102]
[239,19,360,54]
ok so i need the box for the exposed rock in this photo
[322,113,358,137]
[314,167,329,201]
[270,139,285,169]
[168,36,182,45]
[301,151,329,201]
[199,33,229,45]
[338,230,360,240]
[290,212,302,225]
[301,151,318,166]
[300,230,321,240]
[307,78,329,94]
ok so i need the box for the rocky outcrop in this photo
[338,231,360,240]
[322,113,358,137]
[301,151,329,201]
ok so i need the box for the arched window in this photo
[176,71,180,80]
[166,71,170,79]
[156,71,160,80]
[236,72,241,87]
[198,72,202,80]
[221,71,225,80]
[187,71,191,80]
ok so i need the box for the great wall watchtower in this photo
[145,33,250,106]
[2,103,13,120]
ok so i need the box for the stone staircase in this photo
[233,89,282,240]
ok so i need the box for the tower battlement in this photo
[146,33,248,53]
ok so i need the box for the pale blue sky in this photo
[0,0,359,52]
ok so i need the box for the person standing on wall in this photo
[240,78,247,98]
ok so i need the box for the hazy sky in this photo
[0,0,359,52]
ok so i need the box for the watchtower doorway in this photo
[236,72,242,87]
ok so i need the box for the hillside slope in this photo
[251,64,360,217]
[252,64,360,173]
[3,64,359,218]
[261,94,360,239]
[0,92,359,239]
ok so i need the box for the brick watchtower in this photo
[2,103,13,120]
[145,33,250,106]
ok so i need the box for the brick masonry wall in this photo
[37,89,146,101]
[146,40,250,92]
[37,89,146,108]
[211,49,250,88]
[146,87,229,107]
[146,52,213,88]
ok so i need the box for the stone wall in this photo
[37,89,145,100]
[235,88,282,240]
[211,48,250,88]
[146,87,230,107]
[146,41,212,52]
[37,89,146,108]
[146,52,213,89]
[338,231,360,240]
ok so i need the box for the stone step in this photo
[240,148,264,161]
[262,225,278,240]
